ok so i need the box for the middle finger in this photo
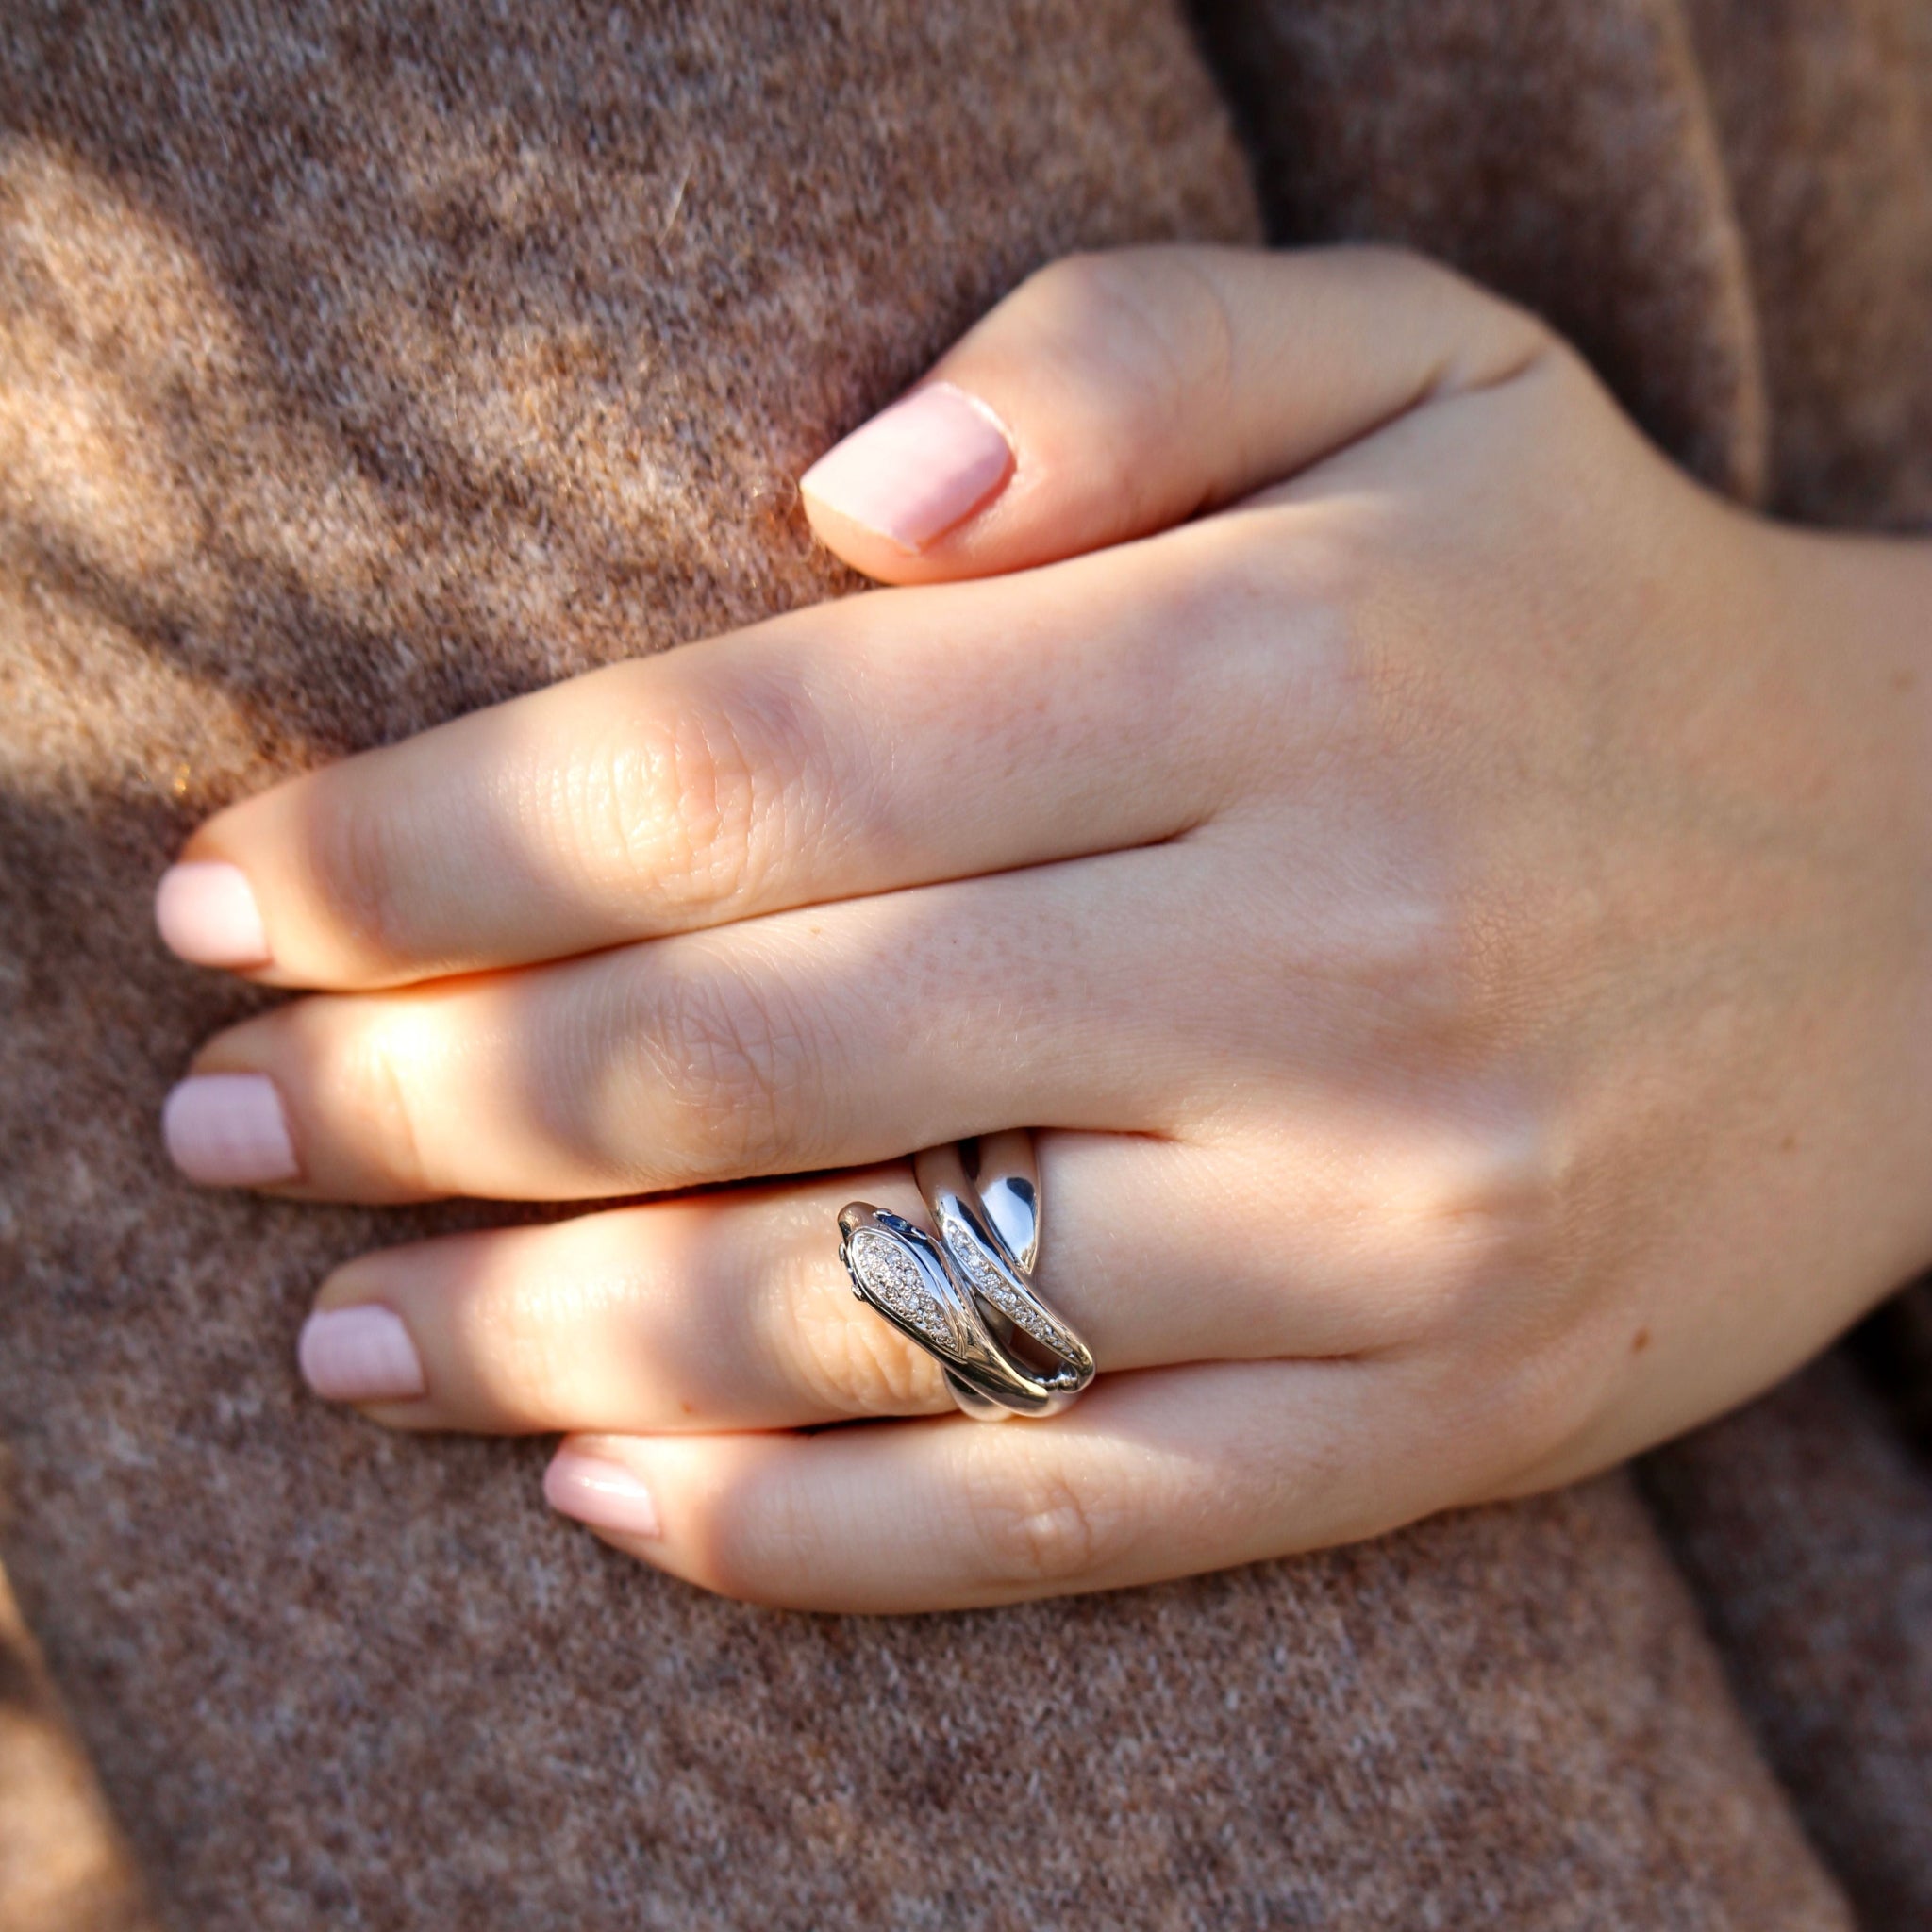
[169,848,1216,1203]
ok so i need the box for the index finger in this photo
[155,542,1241,990]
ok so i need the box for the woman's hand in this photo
[156,246,1932,1612]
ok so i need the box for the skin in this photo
[165,245,1932,1612]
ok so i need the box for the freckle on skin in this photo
[1780,1132,1798,1153]
[1631,1327,1651,1354]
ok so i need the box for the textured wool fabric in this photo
[2,1,1929,1926]
[1191,0,1774,501]
[1682,0,1932,526]
[1641,1340,1932,1932]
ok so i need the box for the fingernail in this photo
[156,862,269,969]
[161,1073,299,1186]
[298,1306,426,1404]
[800,381,1013,551]
[544,1449,662,1540]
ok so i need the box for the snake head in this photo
[837,1204,974,1358]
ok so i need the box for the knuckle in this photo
[324,1008,434,1194]
[459,1277,585,1424]
[1138,507,1380,806]
[569,669,831,922]
[779,1257,947,1416]
[1408,1326,1606,1493]
[304,780,422,968]
[687,1502,774,1608]
[1328,930,1479,1082]
[1349,242,1554,358]
[958,1438,1130,1591]
[1239,858,1474,1056]
[1489,1335,1610,1472]
[694,1472,823,1609]
[1020,249,1237,468]
[1377,1094,1575,1349]
[1018,249,1128,338]
[579,696,764,913]
[1349,241,1472,304]
[630,957,817,1178]
[1378,885,1483,1040]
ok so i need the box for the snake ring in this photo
[837,1130,1095,1420]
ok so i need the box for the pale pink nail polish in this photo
[799,381,1014,551]
[298,1306,426,1404]
[161,1074,299,1186]
[155,862,270,969]
[544,1449,662,1540]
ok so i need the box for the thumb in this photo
[799,243,1551,585]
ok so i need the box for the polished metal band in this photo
[838,1130,1094,1420]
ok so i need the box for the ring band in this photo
[838,1131,1094,1421]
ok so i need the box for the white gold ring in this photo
[838,1130,1094,1420]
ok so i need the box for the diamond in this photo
[847,1227,957,1351]
[937,1210,1079,1360]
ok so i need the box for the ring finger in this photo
[297,1131,1425,1437]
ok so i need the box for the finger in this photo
[537,1357,1507,1613]
[296,1133,1427,1436]
[158,536,1233,991]
[170,852,1203,1203]
[799,242,1549,584]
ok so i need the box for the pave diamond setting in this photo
[841,1132,1092,1421]
[937,1209,1081,1361]
[846,1226,958,1352]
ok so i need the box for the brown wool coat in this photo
[3,3,1930,1926]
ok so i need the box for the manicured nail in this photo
[161,1073,299,1186]
[155,862,269,969]
[800,381,1013,551]
[543,1449,662,1540]
[298,1306,426,1404]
